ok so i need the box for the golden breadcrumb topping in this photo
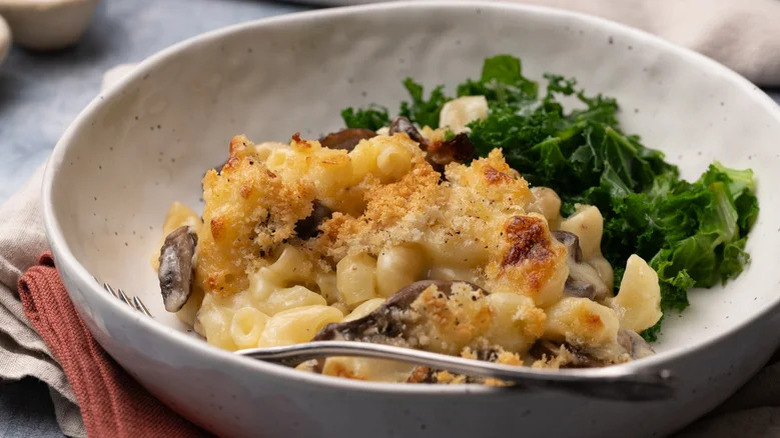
[195,133,568,307]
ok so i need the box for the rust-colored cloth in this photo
[17,252,209,438]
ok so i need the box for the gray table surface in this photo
[0,1,778,437]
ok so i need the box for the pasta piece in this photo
[229,307,270,349]
[343,298,386,322]
[559,204,615,291]
[427,266,480,283]
[376,244,427,297]
[376,143,413,182]
[532,261,569,309]
[315,272,341,305]
[309,148,353,197]
[424,233,490,268]
[330,302,349,315]
[162,201,201,234]
[610,255,662,332]
[247,268,283,303]
[483,292,545,354]
[438,95,489,133]
[197,294,237,350]
[258,305,344,347]
[266,148,291,170]
[256,285,327,316]
[321,357,414,382]
[267,245,313,284]
[588,255,614,291]
[348,139,380,183]
[254,141,288,162]
[176,286,204,326]
[544,297,620,348]
[528,187,562,229]
[336,253,378,306]
[560,205,603,260]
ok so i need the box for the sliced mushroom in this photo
[551,230,609,301]
[388,116,476,172]
[389,116,426,145]
[552,230,583,263]
[158,226,198,312]
[617,329,655,360]
[314,280,486,343]
[425,133,476,171]
[563,278,597,299]
[294,200,333,240]
[319,128,376,152]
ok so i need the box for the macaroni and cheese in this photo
[155,111,663,383]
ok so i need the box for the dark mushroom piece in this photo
[617,329,655,360]
[551,230,609,302]
[389,116,427,145]
[294,199,334,240]
[424,133,476,172]
[158,225,198,312]
[388,116,476,172]
[552,230,583,262]
[314,280,486,343]
[319,128,376,152]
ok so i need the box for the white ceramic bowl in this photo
[43,2,780,437]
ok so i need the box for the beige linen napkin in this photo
[430,0,780,86]
[0,166,86,438]
[515,0,780,86]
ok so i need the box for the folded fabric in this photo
[425,0,780,86]
[519,0,780,86]
[0,166,86,438]
[17,253,209,438]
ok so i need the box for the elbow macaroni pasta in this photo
[157,129,663,381]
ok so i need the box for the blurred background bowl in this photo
[0,0,100,50]
[0,14,10,63]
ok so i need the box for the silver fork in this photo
[100,281,674,401]
[101,281,153,318]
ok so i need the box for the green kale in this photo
[341,105,391,130]
[399,78,450,129]
[456,55,538,103]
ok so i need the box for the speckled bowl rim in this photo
[42,1,780,395]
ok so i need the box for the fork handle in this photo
[236,341,673,401]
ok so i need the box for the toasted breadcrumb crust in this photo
[195,134,567,306]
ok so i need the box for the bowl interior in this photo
[47,2,780,359]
